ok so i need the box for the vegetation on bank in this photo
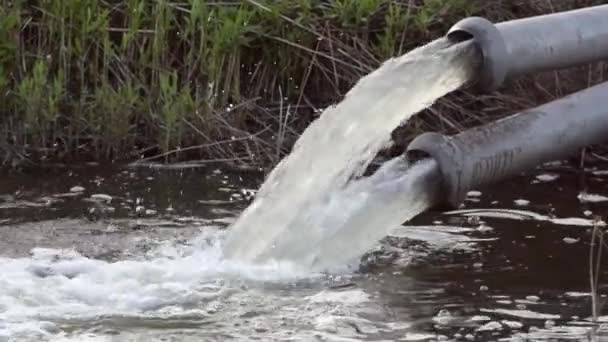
[1,0,607,169]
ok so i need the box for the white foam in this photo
[512,326,591,340]
[403,333,438,341]
[390,225,490,251]
[307,289,370,304]
[536,174,559,182]
[501,320,523,329]
[480,308,560,320]
[445,208,606,227]
[467,191,482,197]
[477,321,502,332]
[563,237,579,244]
[0,230,328,339]
[470,315,492,322]
[578,192,608,203]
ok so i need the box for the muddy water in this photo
[1,161,608,341]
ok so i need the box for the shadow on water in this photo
[1,160,608,341]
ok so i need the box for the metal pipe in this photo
[447,5,608,91]
[405,81,608,209]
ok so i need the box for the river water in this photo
[1,160,608,341]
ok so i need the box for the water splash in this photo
[223,38,479,270]
[0,230,327,340]
[256,157,442,271]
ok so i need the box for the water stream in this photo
[222,38,478,270]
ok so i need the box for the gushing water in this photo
[252,157,442,271]
[222,38,479,270]
[0,38,482,341]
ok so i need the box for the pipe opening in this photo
[446,30,474,43]
[405,149,432,163]
[447,17,508,91]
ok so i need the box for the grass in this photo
[0,0,607,169]
[589,217,608,340]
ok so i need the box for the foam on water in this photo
[445,208,608,227]
[0,230,329,340]
[222,38,479,271]
[480,309,561,320]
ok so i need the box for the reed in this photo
[0,0,606,168]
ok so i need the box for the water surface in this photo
[1,161,608,341]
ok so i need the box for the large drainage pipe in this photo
[406,81,608,210]
[447,5,608,91]
[403,5,608,209]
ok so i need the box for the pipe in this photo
[405,81,608,209]
[447,5,608,91]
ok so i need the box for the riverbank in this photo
[1,0,606,169]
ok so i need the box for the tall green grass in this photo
[0,0,605,168]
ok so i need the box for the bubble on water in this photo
[514,199,530,206]
[145,209,157,216]
[563,237,579,244]
[90,194,112,203]
[502,320,523,329]
[446,208,605,227]
[476,224,494,233]
[525,295,540,302]
[477,321,502,332]
[467,191,482,197]
[432,309,453,325]
[578,192,608,203]
[536,174,559,182]
[470,315,491,322]
[480,308,560,320]
[514,325,591,340]
[403,332,438,341]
